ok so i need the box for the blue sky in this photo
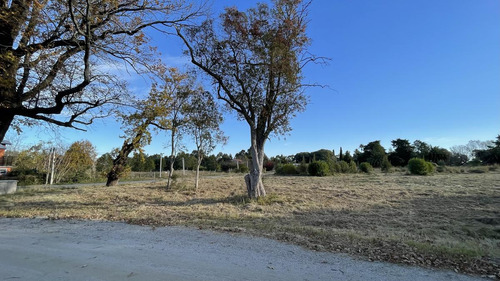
[8,0,500,157]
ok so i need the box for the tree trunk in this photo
[106,169,120,186]
[166,129,176,189]
[0,113,14,143]
[166,160,174,189]
[106,138,138,187]
[245,134,266,198]
[195,162,200,191]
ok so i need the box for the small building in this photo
[0,140,13,176]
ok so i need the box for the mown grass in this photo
[1,171,499,277]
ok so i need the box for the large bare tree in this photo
[0,0,200,143]
[178,0,318,198]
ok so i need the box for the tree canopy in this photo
[0,0,199,142]
[178,0,316,198]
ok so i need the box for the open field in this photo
[0,171,499,277]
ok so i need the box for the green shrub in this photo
[359,162,373,173]
[381,156,392,173]
[348,161,357,173]
[236,166,249,173]
[426,162,436,174]
[328,161,340,174]
[275,163,298,175]
[297,162,308,175]
[338,161,350,173]
[408,158,434,175]
[308,161,331,176]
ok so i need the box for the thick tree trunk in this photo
[106,137,138,187]
[245,134,266,198]
[106,169,120,186]
[0,113,14,143]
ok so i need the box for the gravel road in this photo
[0,218,486,281]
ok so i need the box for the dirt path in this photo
[0,218,487,281]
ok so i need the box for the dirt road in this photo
[0,218,486,281]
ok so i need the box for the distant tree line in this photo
[270,136,500,176]
[7,135,499,184]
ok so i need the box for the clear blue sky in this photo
[8,0,500,157]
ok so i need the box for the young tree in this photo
[185,91,226,190]
[0,0,200,143]
[178,0,319,197]
[156,68,195,189]
[106,83,171,186]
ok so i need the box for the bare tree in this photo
[178,0,320,198]
[0,0,201,143]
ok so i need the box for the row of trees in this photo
[2,0,495,197]
[8,134,499,185]
[353,138,499,167]
[97,151,245,175]
[0,0,318,198]
[270,137,500,168]
[104,68,226,190]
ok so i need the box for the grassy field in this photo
[1,171,499,277]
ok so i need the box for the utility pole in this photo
[182,157,185,175]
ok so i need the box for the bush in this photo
[297,162,308,175]
[408,158,434,175]
[381,156,392,173]
[10,169,44,185]
[263,161,274,171]
[275,163,298,175]
[348,161,357,173]
[235,166,249,173]
[308,161,331,177]
[328,161,340,174]
[338,161,350,173]
[359,162,373,173]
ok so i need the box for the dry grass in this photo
[1,171,499,277]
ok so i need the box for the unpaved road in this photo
[0,218,486,281]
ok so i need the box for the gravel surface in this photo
[0,218,487,281]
